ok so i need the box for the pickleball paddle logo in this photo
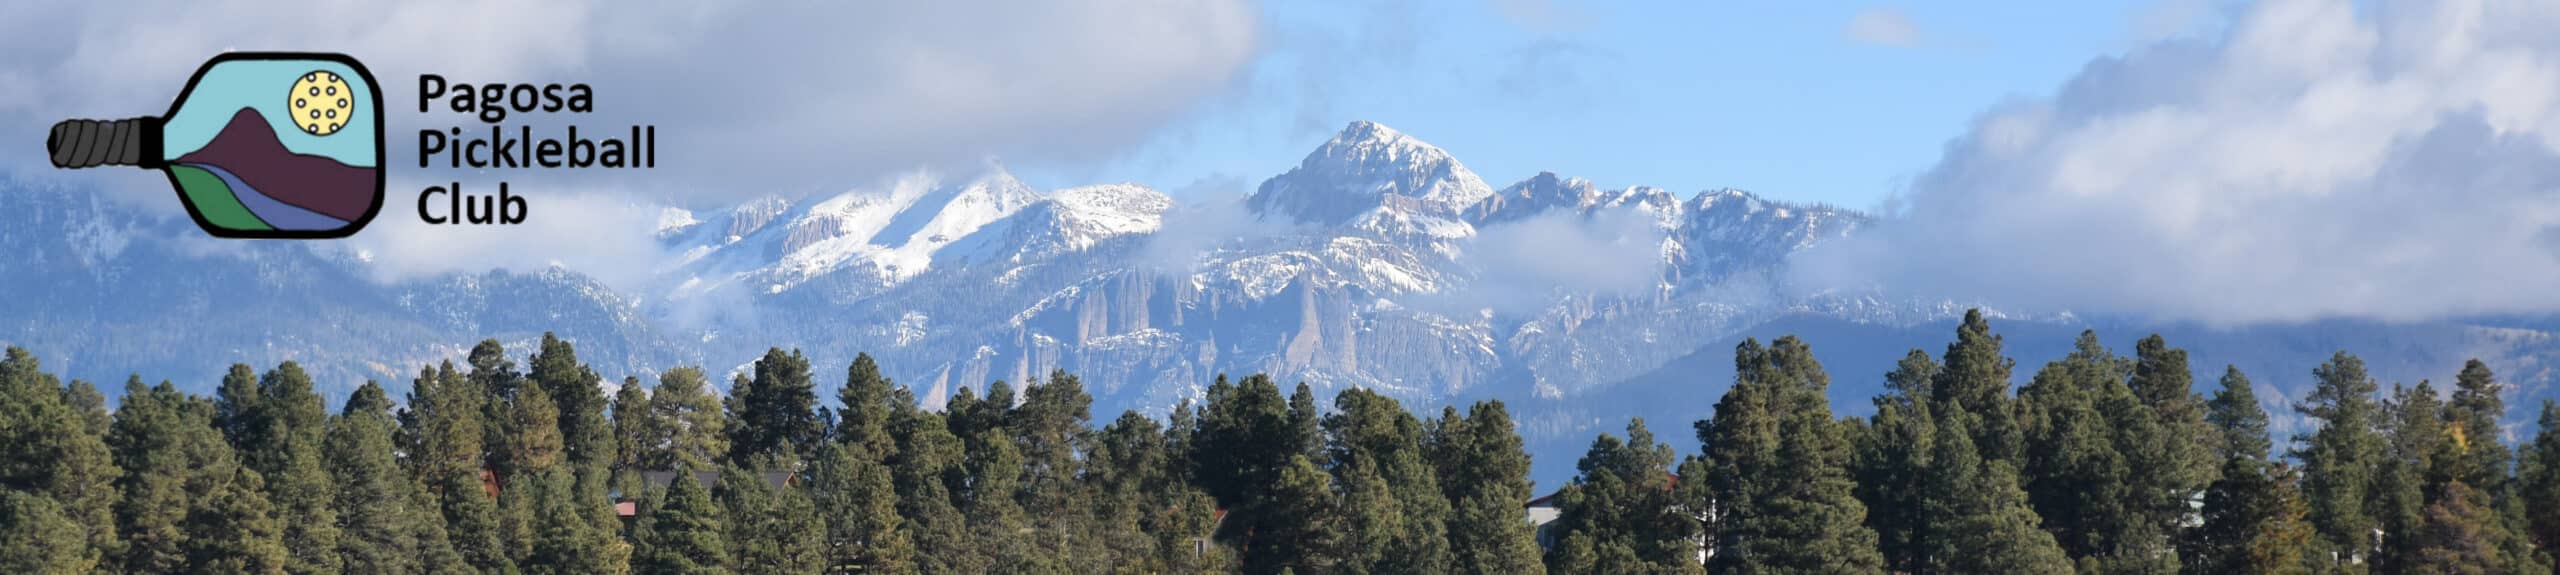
[47,52,384,239]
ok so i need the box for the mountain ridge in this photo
[3,121,2554,489]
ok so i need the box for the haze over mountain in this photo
[5,121,2553,487]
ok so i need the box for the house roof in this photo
[1524,472,1682,508]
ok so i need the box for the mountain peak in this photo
[1468,171,1601,224]
[1247,121,1492,226]
[1332,120,1411,146]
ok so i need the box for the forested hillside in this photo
[3,309,2557,574]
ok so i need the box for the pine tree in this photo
[529,333,615,473]
[610,377,657,497]
[1543,419,1701,575]
[962,424,1056,572]
[635,472,731,575]
[1853,349,1937,574]
[62,378,110,442]
[1090,410,1174,570]
[2445,360,2511,491]
[1933,309,2022,466]
[403,361,486,483]
[467,340,526,492]
[725,348,822,467]
[523,468,631,575]
[403,481,474,575]
[0,347,121,568]
[0,489,94,575]
[1926,412,2073,575]
[1014,370,1107,571]
[2524,401,2560,568]
[436,466,513,573]
[244,362,343,575]
[1703,337,1882,572]
[2372,381,2444,574]
[110,378,235,573]
[1430,400,1545,575]
[403,359,514,573]
[2294,351,2385,569]
[2244,463,2319,575]
[506,380,567,478]
[833,353,897,462]
[715,463,824,573]
[2017,331,2175,571]
[2207,367,2272,463]
[186,466,291,575]
[1246,454,1346,575]
[809,442,912,573]
[1324,388,1454,574]
[217,362,263,447]
[648,367,727,473]
[886,388,981,574]
[326,382,426,575]
[2190,366,2286,574]
[2127,334,2215,560]
[1288,382,1324,459]
[2410,481,2512,575]
[1194,374,1297,517]
[498,453,541,565]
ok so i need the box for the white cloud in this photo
[1138,176,1313,275]
[1442,204,1666,315]
[1793,0,2560,325]
[0,0,1261,202]
[1845,7,1924,48]
[343,186,670,293]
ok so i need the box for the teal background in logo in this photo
[161,58,377,168]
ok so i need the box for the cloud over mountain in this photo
[1794,0,2560,324]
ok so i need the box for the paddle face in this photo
[159,53,384,239]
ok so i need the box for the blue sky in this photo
[1024,0,2205,209]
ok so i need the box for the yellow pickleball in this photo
[287,71,353,136]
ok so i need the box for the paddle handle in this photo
[47,117,163,169]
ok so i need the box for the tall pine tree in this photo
[1700,337,1882,572]
[1926,411,2074,575]
[635,472,731,575]
[326,382,427,575]
[1852,349,1938,574]
[529,333,615,473]
[649,367,728,473]
[1933,309,2022,466]
[244,362,344,575]
[2293,351,2386,570]
[1543,419,1701,575]
[2524,400,2560,571]
[0,347,120,569]
[725,349,821,467]
[1429,400,1546,575]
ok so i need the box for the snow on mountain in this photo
[1249,121,1495,226]
[1467,171,1599,224]
[964,183,1172,267]
[1673,188,1866,281]
[655,207,701,239]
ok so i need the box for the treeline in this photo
[3,310,2560,574]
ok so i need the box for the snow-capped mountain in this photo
[3,120,2555,487]
[1250,121,1491,239]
